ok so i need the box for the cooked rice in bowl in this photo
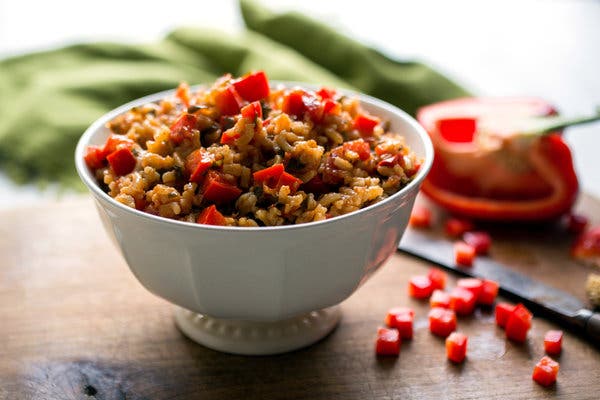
[83,71,422,226]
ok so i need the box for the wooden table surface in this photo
[2,196,600,399]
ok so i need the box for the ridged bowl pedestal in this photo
[174,306,341,355]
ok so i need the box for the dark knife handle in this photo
[573,309,600,344]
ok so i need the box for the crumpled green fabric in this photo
[0,0,468,189]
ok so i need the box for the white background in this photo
[1,0,599,208]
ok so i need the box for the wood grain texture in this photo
[1,195,600,400]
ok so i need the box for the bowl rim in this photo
[75,81,434,232]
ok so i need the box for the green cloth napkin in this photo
[0,0,468,189]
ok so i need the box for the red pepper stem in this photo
[521,108,600,136]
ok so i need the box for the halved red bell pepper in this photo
[106,147,137,176]
[417,97,579,221]
[185,149,213,183]
[197,204,226,226]
[202,171,242,204]
[233,71,270,102]
[170,113,198,145]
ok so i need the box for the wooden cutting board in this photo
[1,194,599,400]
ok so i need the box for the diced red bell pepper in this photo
[353,113,380,136]
[505,303,533,343]
[566,213,588,234]
[375,327,401,356]
[571,226,600,265]
[437,117,477,143]
[463,231,492,255]
[343,139,371,161]
[170,113,198,145]
[408,275,434,299]
[449,287,477,316]
[427,268,447,290]
[544,330,563,355]
[301,175,330,194]
[197,204,226,226]
[282,90,306,119]
[454,241,476,266]
[102,134,134,156]
[457,278,484,302]
[232,71,270,102]
[495,302,516,328]
[316,87,336,100]
[322,99,340,115]
[106,147,137,176]
[253,164,285,188]
[446,332,468,363]
[418,98,578,222]
[532,356,559,387]
[220,128,240,145]
[202,171,242,204]
[282,89,324,122]
[84,145,105,169]
[478,279,499,306]
[241,101,263,120]
[215,85,244,116]
[175,82,191,108]
[185,149,213,183]
[384,307,414,340]
[430,290,451,309]
[409,204,432,228]
[445,218,475,237]
[277,171,303,194]
[428,307,457,338]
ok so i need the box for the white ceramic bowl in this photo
[75,84,433,354]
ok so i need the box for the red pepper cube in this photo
[505,303,533,343]
[430,290,451,309]
[457,278,484,302]
[445,218,474,237]
[322,99,341,115]
[185,149,213,184]
[544,330,563,355]
[478,279,499,306]
[532,356,559,387]
[428,307,457,338]
[463,231,492,255]
[197,205,226,226]
[436,117,477,143]
[84,145,105,169]
[316,87,336,100]
[409,204,432,228]
[102,134,134,157]
[220,128,241,145]
[384,307,414,340]
[408,275,434,299]
[233,71,270,102]
[277,171,303,194]
[241,101,263,120]
[253,164,285,188]
[427,268,447,290]
[215,85,244,116]
[375,327,401,356]
[202,171,242,204]
[567,213,588,234]
[446,332,468,363]
[454,241,476,266]
[106,148,137,176]
[495,302,516,328]
[449,287,477,316]
[282,90,308,119]
[342,139,371,161]
[353,113,380,136]
[170,113,198,145]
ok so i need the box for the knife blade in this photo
[399,228,600,345]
